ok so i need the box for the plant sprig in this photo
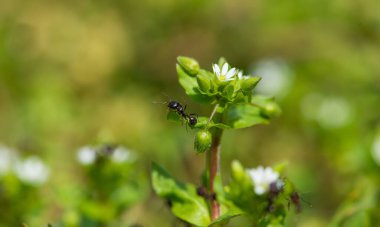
[152,56,299,226]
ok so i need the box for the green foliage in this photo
[224,103,269,129]
[175,56,280,129]
[151,163,211,226]
[225,161,297,225]
[152,163,245,226]
[153,56,287,225]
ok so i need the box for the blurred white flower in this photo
[237,71,250,80]
[77,146,96,165]
[372,135,380,166]
[0,145,18,176]
[111,147,134,163]
[213,63,236,81]
[252,59,293,98]
[301,94,352,129]
[14,156,50,186]
[247,166,279,195]
[316,98,352,129]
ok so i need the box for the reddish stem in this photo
[209,130,222,221]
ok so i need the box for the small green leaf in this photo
[193,116,209,129]
[177,56,200,76]
[177,64,214,104]
[211,209,242,226]
[151,163,211,226]
[224,103,269,129]
[210,123,231,129]
[222,83,235,100]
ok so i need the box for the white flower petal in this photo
[247,166,279,195]
[255,186,266,195]
[221,63,229,75]
[226,68,236,79]
[212,64,220,76]
[237,72,243,79]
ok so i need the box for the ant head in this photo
[167,101,179,109]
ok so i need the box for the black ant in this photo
[166,100,198,127]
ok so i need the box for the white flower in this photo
[247,166,279,195]
[77,146,96,165]
[252,59,293,98]
[14,156,50,186]
[212,63,236,81]
[111,147,134,163]
[237,71,250,80]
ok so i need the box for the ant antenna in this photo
[152,100,167,105]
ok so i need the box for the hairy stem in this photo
[206,104,224,221]
[208,104,219,124]
[209,128,222,220]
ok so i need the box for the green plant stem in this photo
[208,104,219,124]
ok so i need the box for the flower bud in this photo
[231,160,246,182]
[177,56,200,76]
[241,77,261,92]
[197,74,211,93]
[194,130,212,153]
[262,102,281,118]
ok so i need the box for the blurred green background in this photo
[1,0,380,226]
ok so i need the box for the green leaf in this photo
[177,64,214,104]
[222,83,235,101]
[151,163,211,226]
[193,116,209,129]
[211,209,242,226]
[224,103,269,129]
[210,123,231,129]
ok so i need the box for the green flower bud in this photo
[177,56,200,76]
[241,77,261,92]
[194,130,212,153]
[197,74,211,93]
[231,160,246,182]
[262,102,282,118]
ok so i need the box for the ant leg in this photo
[185,118,189,132]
